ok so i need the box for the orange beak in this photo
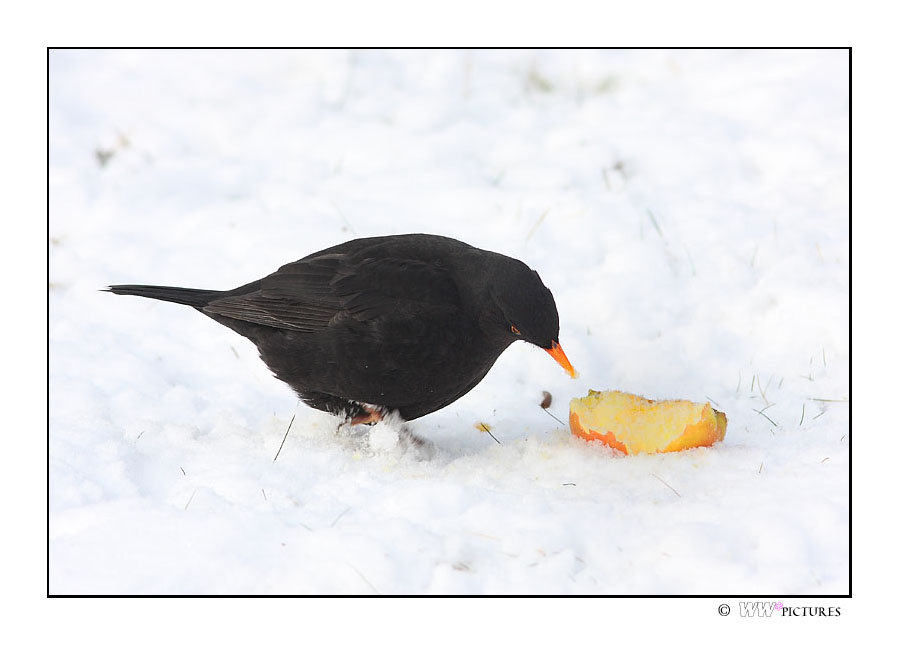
[545,340,578,379]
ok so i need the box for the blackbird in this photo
[107,233,577,424]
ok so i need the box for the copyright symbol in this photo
[718,604,730,616]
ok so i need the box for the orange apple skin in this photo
[569,409,631,454]
[660,405,727,453]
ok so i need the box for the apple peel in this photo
[569,389,726,455]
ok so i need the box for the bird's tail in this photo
[105,284,221,308]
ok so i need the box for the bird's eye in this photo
[510,325,521,335]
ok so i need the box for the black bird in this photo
[107,233,577,425]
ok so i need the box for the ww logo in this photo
[739,602,782,617]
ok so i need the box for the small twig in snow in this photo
[346,563,380,595]
[651,473,681,498]
[476,422,502,444]
[646,209,664,239]
[758,375,771,405]
[330,200,357,237]
[799,403,806,427]
[526,208,550,242]
[706,396,721,408]
[331,507,351,527]
[184,489,197,511]
[541,407,566,427]
[753,408,778,427]
[273,414,295,462]
[683,244,696,276]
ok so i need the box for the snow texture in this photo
[49,49,849,594]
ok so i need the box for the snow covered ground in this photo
[49,49,849,594]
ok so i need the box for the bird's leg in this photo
[349,404,384,426]
[398,424,435,458]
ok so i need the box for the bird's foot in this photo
[398,424,435,459]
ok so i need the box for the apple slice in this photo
[569,390,726,455]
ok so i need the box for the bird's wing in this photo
[201,252,461,332]
[330,256,460,321]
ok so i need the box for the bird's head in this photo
[486,259,578,379]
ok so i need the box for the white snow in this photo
[49,49,849,594]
